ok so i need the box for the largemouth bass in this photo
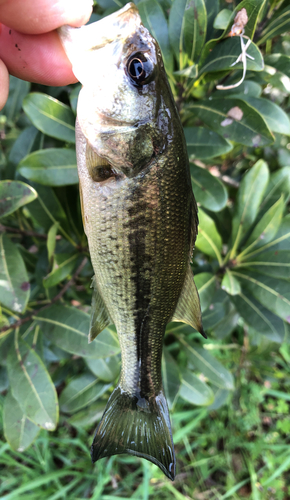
[59,2,204,481]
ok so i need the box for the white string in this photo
[216,33,254,91]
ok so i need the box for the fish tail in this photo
[91,385,176,480]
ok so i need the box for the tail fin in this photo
[91,386,176,480]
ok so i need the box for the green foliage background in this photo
[1,0,290,498]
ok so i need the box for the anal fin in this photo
[171,264,207,339]
[89,276,112,343]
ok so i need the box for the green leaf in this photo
[237,96,290,136]
[86,355,120,382]
[190,163,228,211]
[222,80,262,97]
[199,0,267,67]
[47,222,59,263]
[195,208,223,263]
[194,272,216,312]
[260,167,290,215]
[0,234,30,313]
[179,368,214,406]
[240,250,290,279]
[239,195,284,258]
[8,126,39,171]
[68,401,105,428]
[204,0,219,41]
[3,391,40,452]
[18,149,78,186]
[213,9,231,30]
[162,349,180,410]
[0,180,37,218]
[169,0,207,66]
[37,304,120,358]
[231,290,285,343]
[221,270,241,296]
[199,37,263,74]
[213,305,240,340]
[264,54,290,79]
[243,215,290,259]
[230,159,269,258]
[233,270,290,324]
[69,84,81,114]
[7,333,58,430]
[207,387,229,410]
[22,93,75,143]
[0,76,30,122]
[138,0,173,72]
[27,184,67,232]
[185,127,232,160]
[59,374,110,413]
[181,339,234,390]
[189,99,274,147]
[43,253,79,288]
[258,5,290,46]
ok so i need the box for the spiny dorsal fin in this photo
[171,264,207,339]
[89,276,112,343]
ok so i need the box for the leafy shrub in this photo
[0,0,290,497]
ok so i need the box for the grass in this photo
[0,332,290,500]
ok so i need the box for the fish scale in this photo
[59,2,204,480]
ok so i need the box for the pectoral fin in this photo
[171,265,207,339]
[89,276,112,343]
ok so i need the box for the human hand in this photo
[0,0,93,110]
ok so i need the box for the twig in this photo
[0,257,88,334]
[0,224,53,240]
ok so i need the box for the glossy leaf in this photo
[233,270,290,324]
[199,0,267,67]
[195,208,223,263]
[18,149,78,186]
[264,54,290,79]
[1,76,30,122]
[240,250,290,279]
[202,297,229,330]
[162,349,180,410]
[213,306,240,340]
[223,80,262,97]
[260,167,290,215]
[0,234,30,313]
[240,195,284,257]
[86,355,120,382]
[68,401,106,428]
[169,0,207,65]
[181,339,234,390]
[179,368,214,406]
[23,93,75,143]
[204,0,219,41]
[194,272,216,312]
[0,180,37,218]
[8,126,39,170]
[185,127,232,160]
[231,290,285,343]
[37,305,120,358]
[189,99,274,147]
[47,222,59,263]
[138,0,173,72]
[43,253,79,288]
[230,160,269,258]
[190,162,228,211]
[213,9,231,30]
[59,374,110,413]
[199,37,263,75]
[258,6,290,46]
[207,388,229,410]
[27,184,67,232]
[221,270,241,296]
[69,84,81,114]
[258,215,290,253]
[7,334,58,430]
[3,391,40,452]
[237,96,290,136]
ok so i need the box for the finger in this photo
[0,25,77,86]
[0,0,93,35]
[0,58,9,110]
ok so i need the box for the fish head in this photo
[59,3,171,178]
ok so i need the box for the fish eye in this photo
[127,52,154,86]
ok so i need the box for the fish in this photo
[58,2,205,481]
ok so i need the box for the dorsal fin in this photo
[89,276,112,343]
[171,264,207,339]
